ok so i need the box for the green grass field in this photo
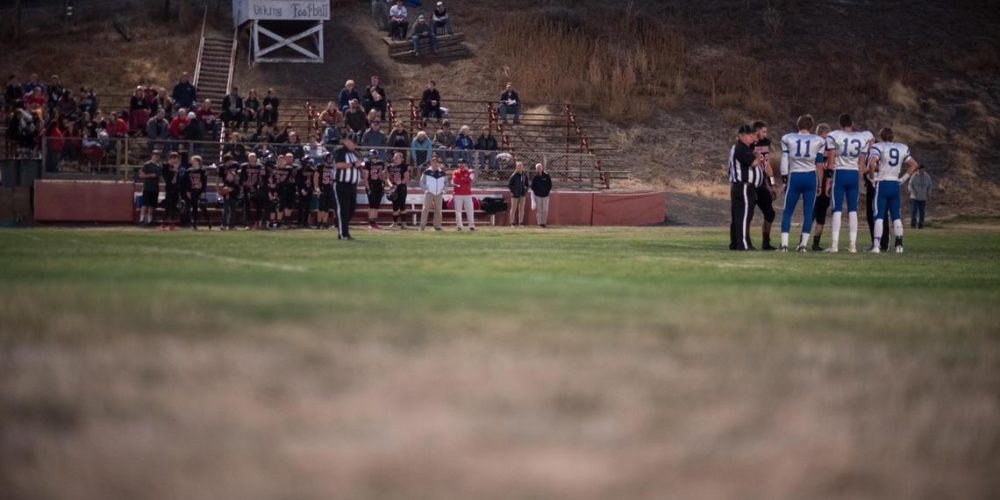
[2,223,999,499]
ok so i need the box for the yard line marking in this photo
[64,238,307,272]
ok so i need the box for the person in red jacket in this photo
[451,157,475,231]
[169,108,189,139]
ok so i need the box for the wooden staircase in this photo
[194,35,234,104]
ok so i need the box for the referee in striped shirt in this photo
[730,124,765,250]
[333,136,364,240]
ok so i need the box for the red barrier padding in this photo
[34,180,135,222]
[591,191,665,226]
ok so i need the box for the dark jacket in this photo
[508,171,529,197]
[421,88,441,111]
[531,172,552,197]
[172,81,197,109]
[475,134,498,151]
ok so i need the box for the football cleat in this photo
[796,245,808,253]
[824,247,839,253]
[848,244,857,253]
[868,246,880,254]
[778,245,789,252]
[895,245,904,254]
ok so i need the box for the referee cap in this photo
[737,124,754,135]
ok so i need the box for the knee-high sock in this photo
[894,219,904,237]
[781,232,789,247]
[799,232,811,247]
[831,211,842,248]
[848,212,858,246]
[874,218,884,246]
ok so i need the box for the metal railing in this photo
[192,7,208,88]
[35,137,619,188]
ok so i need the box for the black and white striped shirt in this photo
[334,147,362,184]
[728,142,760,185]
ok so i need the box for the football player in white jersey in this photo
[779,114,826,252]
[867,127,919,253]
[823,114,873,253]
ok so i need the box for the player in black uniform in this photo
[316,153,335,229]
[364,149,387,229]
[297,157,318,228]
[161,151,181,230]
[751,121,777,250]
[220,155,241,230]
[386,151,410,229]
[278,153,297,227]
[241,152,265,229]
[264,157,281,229]
[180,155,211,230]
[138,150,161,227]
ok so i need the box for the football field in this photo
[1,222,999,499]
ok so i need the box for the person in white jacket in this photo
[419,154,448,230]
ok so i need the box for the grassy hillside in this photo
[1,224,999,499]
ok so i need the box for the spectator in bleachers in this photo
[25,87,46,117]
[364,75,388,121]
[420,80,442,125]
[5,75,24,111]
[282,131,305,159]
[530,162,552,227]
[338,80,360,112]
[344,99,369,138]
[410,15,438,56]
[499,82,521,125]
[361,119,386,153]
[387,120,410,156]
[319,101,340,128]
[433,119,455,167]
[146,108,169,152]
[47,75,64,114]
[222,87,244,130]
[474,125,498,170]
[183,111,206,153]
[411,130,433,167]
[455,124,474,166]
[389,0,409,40]
[23,73,45,96]
[63,119,81,162]
[508,161,529,226]
[56,90,78,122]
[259,103,277,127]
[419,153,447,231]
[172,72,197,110]
[432,1,454,35]
[244,89,260,129]
[78,87,99,115]
[196,99,220,139]
[224,131,249,163]
[143,86,160,114]
[263,88,280,124]
[322,122,341,147]
[45,120,64,172]
[106,111,128,138]
[129,86,151,133]
[305,134,328,162]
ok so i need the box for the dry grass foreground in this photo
[1,225,999,500]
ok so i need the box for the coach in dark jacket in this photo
[530,163,552,227]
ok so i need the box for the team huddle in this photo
[729,114,919,253]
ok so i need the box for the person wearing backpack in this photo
[507,161,529,226]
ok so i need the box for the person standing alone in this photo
[530,163,552,228]
[908,165,932,229]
